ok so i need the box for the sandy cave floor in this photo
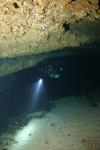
[0,94,100,150]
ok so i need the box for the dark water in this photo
[0,51,100,130]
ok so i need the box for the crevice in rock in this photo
[98,0,100,9]
[68,0,76,4]
[13,2,20,9]
[62,22,70,32]
[87,0,92,5]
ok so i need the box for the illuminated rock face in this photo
[0,0,100,75]
[0,0,99,38]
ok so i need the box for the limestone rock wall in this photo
[0,0,100,75]
[0,0,99,39]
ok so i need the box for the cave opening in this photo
[0,50,100,150]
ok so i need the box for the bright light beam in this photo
[39,79,42,84]
[37,79,43,89]
[30,78,44,111]
[35,79,43,95]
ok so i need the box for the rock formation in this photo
[0,0,100,75]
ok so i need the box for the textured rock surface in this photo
[0,0,100,75]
